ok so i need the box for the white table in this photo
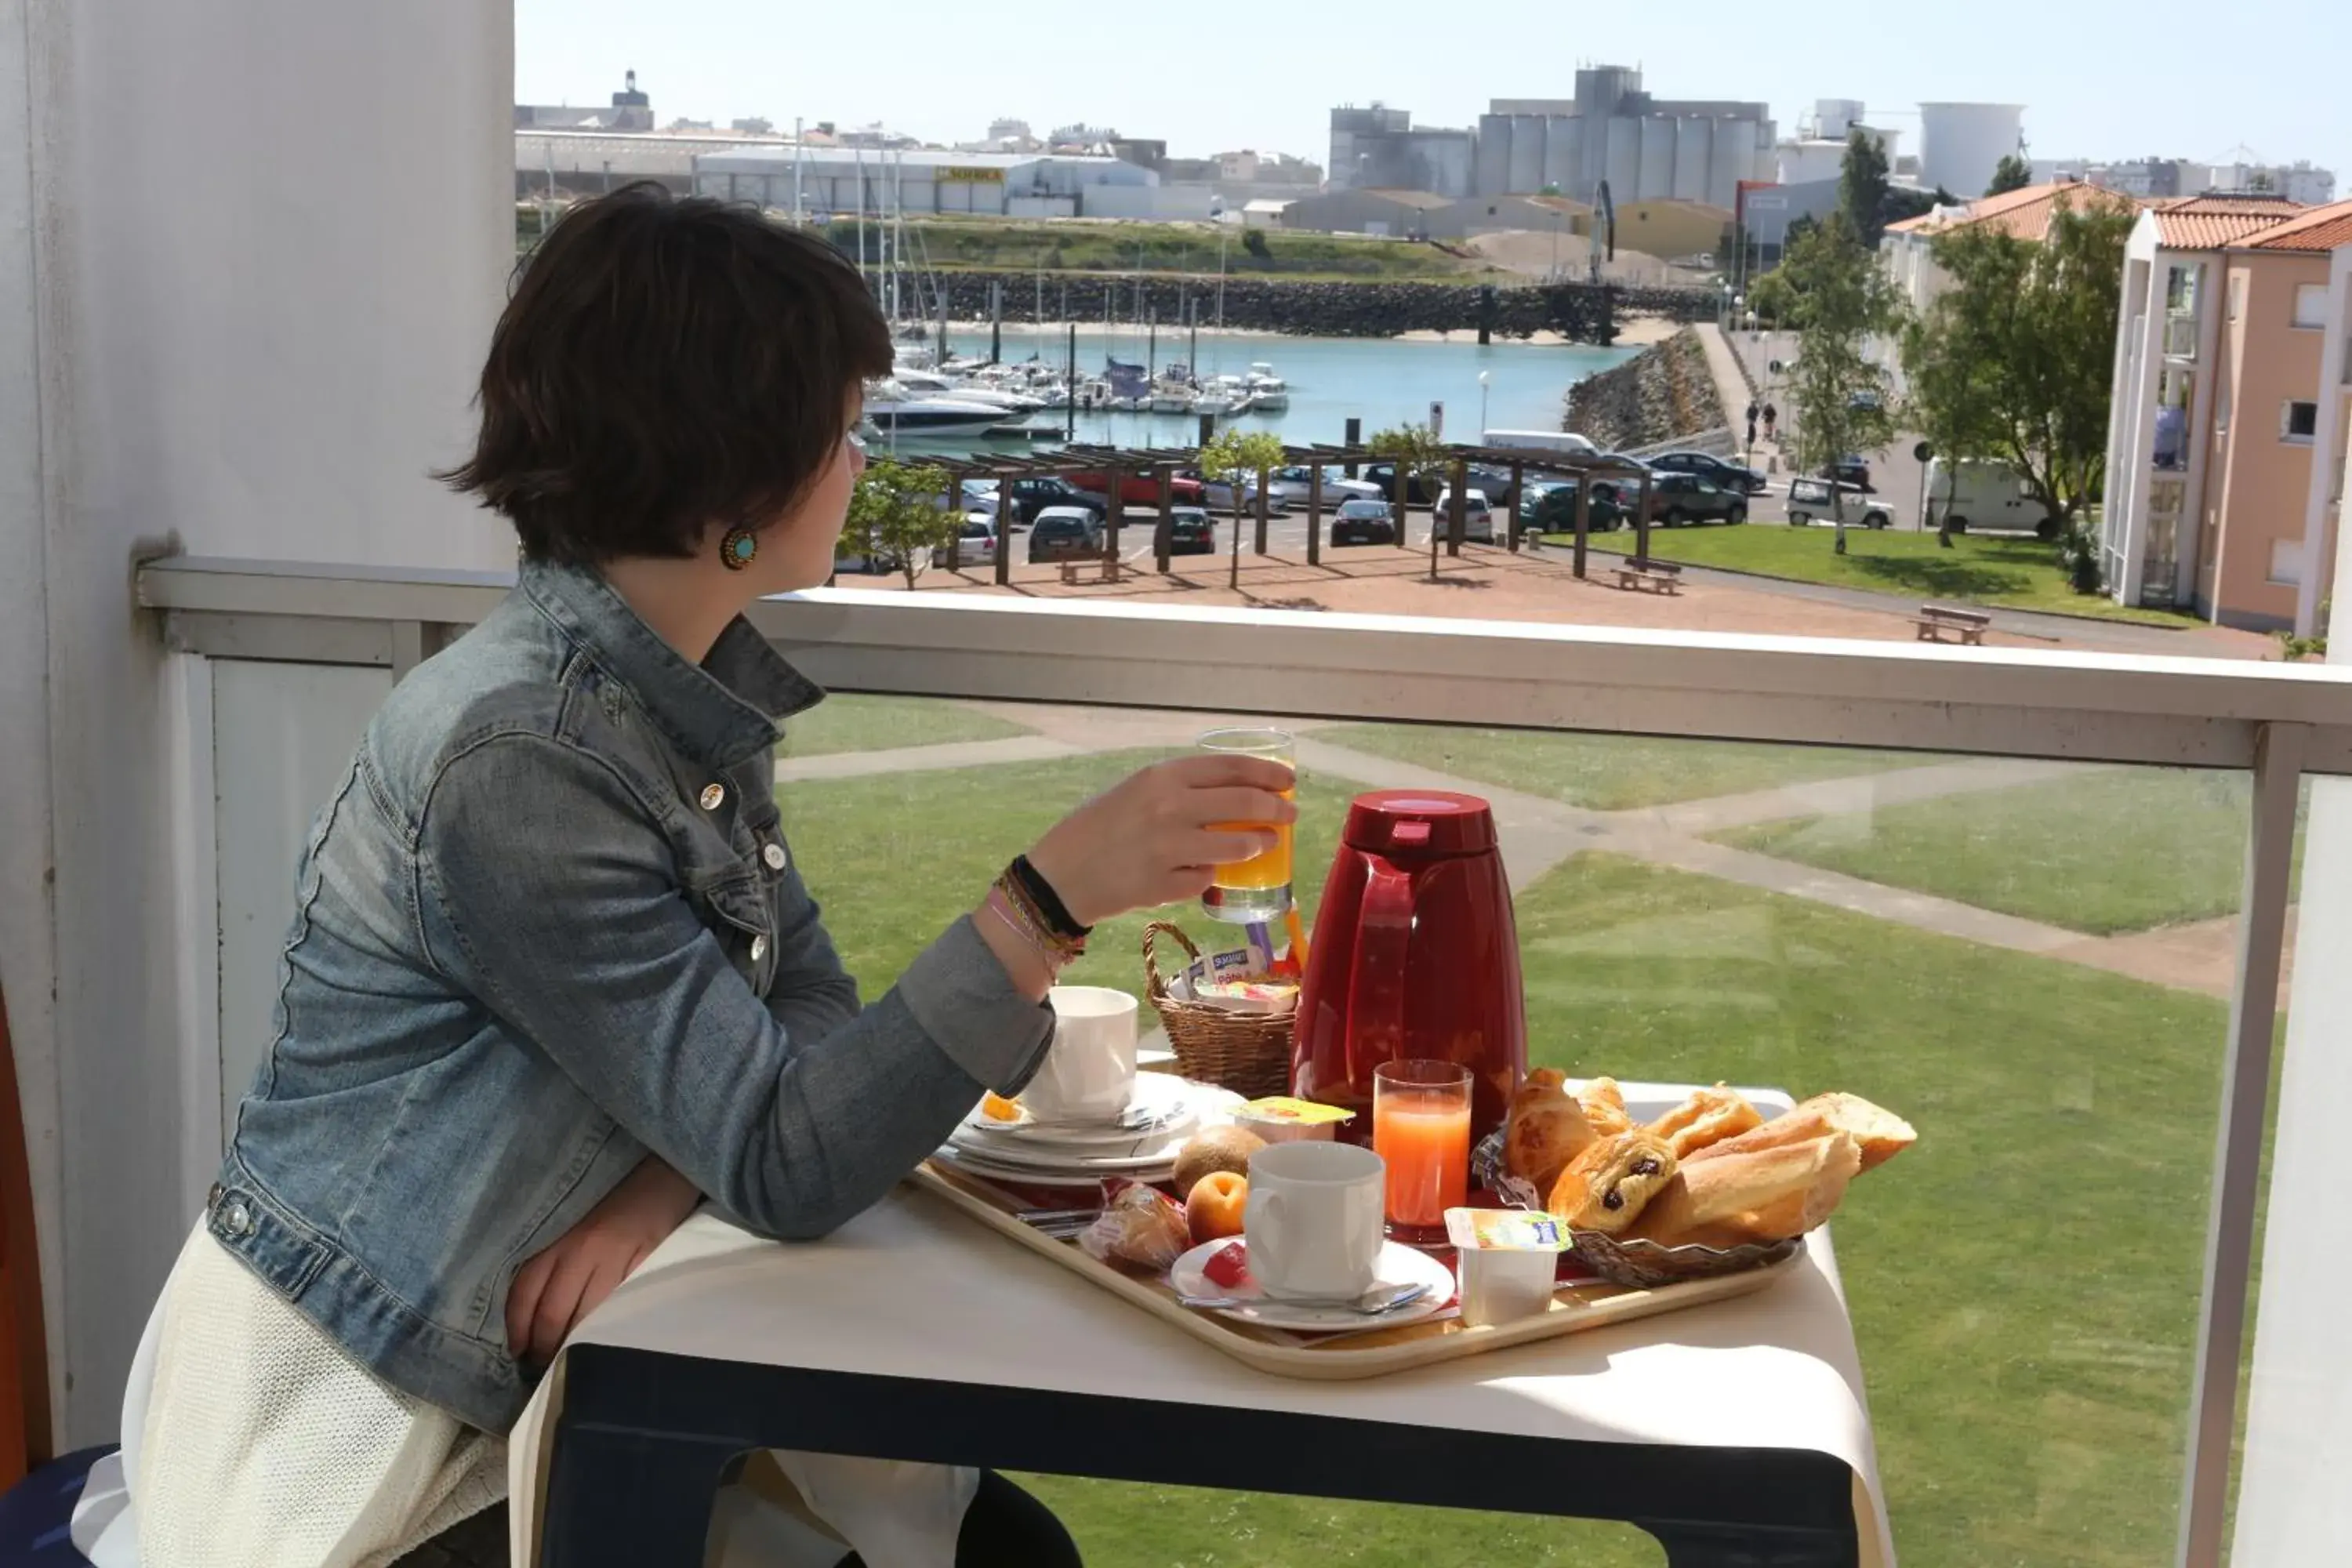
[506,1189,1895,1566]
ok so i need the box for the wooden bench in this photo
[1613,559,1682,595]
[1058,555,1123,586]
[1915,604,1991,645]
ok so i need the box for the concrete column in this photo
[0,0,511,1447]
[2181,257,2228,608]
[2117,259,2169,608]
[2294,247,2352,637]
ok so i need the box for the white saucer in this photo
[961,1071,1211,1137]
[1167,1238,1457,1332]
[929,1146,1130,1189]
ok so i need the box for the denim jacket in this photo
[208,561,1053,1433]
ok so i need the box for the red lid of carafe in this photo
[1339,789,1497,857]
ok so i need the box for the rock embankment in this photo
[881,269,1715,344]
[1563,328,1725,448]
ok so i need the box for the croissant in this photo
[1576,1076,1633,1137]
[1680,1093,1915,1173]
[1546,1131,1678,1234]
[1504,1069,1598,1193]
[1646,1083,1764,1160]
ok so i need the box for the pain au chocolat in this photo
[1546,1131,1679,1234]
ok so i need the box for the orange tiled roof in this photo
[2238,198,2352,252]
[1885,179,2141,242]
[2152,194,2308,249]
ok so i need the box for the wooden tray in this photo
[908,1161,1800,1380]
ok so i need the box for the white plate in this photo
[929,1146,1138,1190]
[1167,1237,1457,1333]
[953,1109,1202,1154]
[941,1133,1184,1174]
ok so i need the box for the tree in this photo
[1986,154,2034,196]
[1777,213,1901,554]
[1199,428,1284,589]
[1368,423,1457,579]
[1241,227,1272,260]
[1839,128,1893,249]
[841,459,960,591]
[1899,192,2134,581]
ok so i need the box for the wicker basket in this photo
[1142,922,1295,1098]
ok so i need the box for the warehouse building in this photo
[691,146,1209,220]
[1472,66,1773,209]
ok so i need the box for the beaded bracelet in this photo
[1008,854,1091,942]
[986,880,1085,968]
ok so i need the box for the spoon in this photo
[1177,1280,1433,1316]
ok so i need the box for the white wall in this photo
[0,0,511,1446]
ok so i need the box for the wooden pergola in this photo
[902,442,1664,586]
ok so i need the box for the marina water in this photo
[888,328,1639,457]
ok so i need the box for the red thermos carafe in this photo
[1292,791,1526,1147]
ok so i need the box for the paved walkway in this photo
[1693,324,1758,430]
[782,702,2270,999]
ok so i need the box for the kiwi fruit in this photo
[1171,1126,1266,1199]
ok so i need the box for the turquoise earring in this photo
[720,525,759,571]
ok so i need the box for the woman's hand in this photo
[1025,753,1296,928]
[506,1156,703,1366]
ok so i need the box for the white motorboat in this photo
[862,379,1012,437]
[1245,362,1290,412]
[1149,378,1196,415]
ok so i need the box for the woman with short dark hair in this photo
[118,183,1293,1567]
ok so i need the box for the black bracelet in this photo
[1010,855,1091,940]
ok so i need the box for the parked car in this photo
[1190,474,1294,514]
[1925,457,2060,539]
[1360,463,1444,506]
[1025,506,1106,563]
[1519,480,1626,533]
[1167,506,1218,556]
[1067,470,1203,506]
[1645,473,1748,527]
[1429,487,1497,544]
[945,516,998,569]
[1586,456,1657,505]
[971,475,1103,528]
[1272,465,1385,505]
[1462,464,1529,510]
[1786,477,1893,530]
[1646,451,1769,494]
[1821,456,1874,489]
[1330,497,1399,546]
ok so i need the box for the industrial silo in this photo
[1918,103,2024,198]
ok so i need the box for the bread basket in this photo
[1470,1128,1802,1289]
[1142,922,1294,1098]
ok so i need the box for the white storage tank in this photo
[1918,103,2024,198]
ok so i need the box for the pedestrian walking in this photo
[1744,401,1759,447]
[1762,402,1779,441]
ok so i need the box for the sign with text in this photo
[938,166,1006,184]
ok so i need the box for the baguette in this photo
[1646,1083,1765,1159]
[1628,1131,1860,1247]
[1686,1093,1915,1173]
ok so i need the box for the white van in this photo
[1483,428,1600,458]
[1925,458,2059,539]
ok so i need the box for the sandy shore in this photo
[1394,315,1681,347]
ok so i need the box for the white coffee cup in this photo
[1023,986,1140,1122]
[1244,1141,1385,1301]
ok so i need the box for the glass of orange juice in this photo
[1197,728,1294,922]
[1374,1060,1472,1242]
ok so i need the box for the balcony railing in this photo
[139,556,2352,1568]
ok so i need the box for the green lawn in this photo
[1584,527,2201,627]
[1318,722,1929,811]
[782,749,2234,1568]
[781,694,1029,759]
[1721,768,2288,935]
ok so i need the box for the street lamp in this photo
[1478,370,1490,442]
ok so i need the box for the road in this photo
[1724,327,1939,533]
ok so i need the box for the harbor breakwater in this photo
[1563,329,1726,448]
[894,270,1715,344]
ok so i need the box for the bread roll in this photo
[1576,1076,1633,1137]
[1628,1131,1860,1247]
[1646,1084,1764,1159]
[1546,1131,1678,1235]
[1686,1094,1915,1173]
[1504,1069,1598,1192]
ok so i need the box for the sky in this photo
[516,0,2349,188]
